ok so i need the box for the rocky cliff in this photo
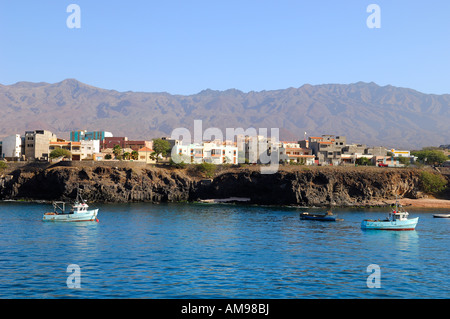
[0,164,194,203]
[205,167,424,206]
[0,163,436,207]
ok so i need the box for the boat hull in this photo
[361,217,419,230]
[43,209,99,222]
[433,214,450,218]
[300,213,341,222]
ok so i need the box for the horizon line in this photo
[1,78,448,96]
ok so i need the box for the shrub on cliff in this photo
[169,154,189,169]
[419,171,448,194]
[196,162,216,178]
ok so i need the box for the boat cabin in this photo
[388,209,409,221]
[70,201,89,214]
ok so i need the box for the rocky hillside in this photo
[1,79,449,148]
[1,163,442,207]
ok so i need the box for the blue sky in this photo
[1,1,449,95]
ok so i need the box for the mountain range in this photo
[0,79,449,149]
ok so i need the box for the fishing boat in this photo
[433,214,450,218]
[43,190,99,222]
[361,199,418,230]
[300,211,343,222]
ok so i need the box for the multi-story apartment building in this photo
[1,134,22,160]
[49,140,100,161]
[101,136,152,152]
[49,141,82,160]
[309,135,347,165]
[24,130,57,161]
[102,137,128,149]
[70,130,113,142]
[279,141,315,165]
[237,135,278,164]
[125,140,153,152]
[173,141,238,164]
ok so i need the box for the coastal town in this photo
[1,129,449,167]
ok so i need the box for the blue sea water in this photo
[0,201,448,299]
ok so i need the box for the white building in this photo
[239,135,279,164]
[279,141,315,165]
[80,140,100,160]
[49,139,100,161]
[173,142,238,164]
[390,149,411,158]
[2,134,22,159]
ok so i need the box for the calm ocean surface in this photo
[0,201,448,299]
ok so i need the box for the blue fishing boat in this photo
[361,199,418,231]
[300,211,343,222]
[43,189,99,222]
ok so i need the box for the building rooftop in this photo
[138,147,154,152]
[50,141,81,145]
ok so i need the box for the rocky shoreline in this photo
[0,163,449,208]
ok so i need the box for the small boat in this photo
[433,214,450,218]
[43,190,99,222]
[361,199,418,230]
[300,211,343,222]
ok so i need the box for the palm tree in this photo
[113,145,122,159]
[131,150,139,160]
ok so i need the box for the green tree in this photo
[355,157,372,166]
[0,161,7,172]
[412,150,447,166]
[152,138,171,162]
[50,148,72,159]
[131,150,139,160]
[419,171,448,194]
[123,152,131,160]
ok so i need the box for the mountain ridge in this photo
[0,79,449,149]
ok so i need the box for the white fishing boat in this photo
[433,214,450,218]
[43,190,99,222]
